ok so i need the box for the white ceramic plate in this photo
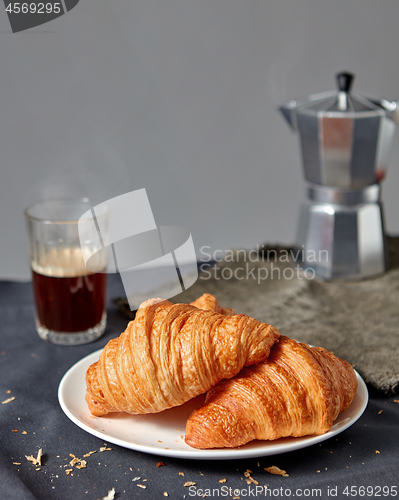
[58,348,368,460]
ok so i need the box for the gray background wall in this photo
[1,0,399,280]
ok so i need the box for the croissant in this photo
[85,297,280,416]
[185,335,358,449]
[190,293,235,317]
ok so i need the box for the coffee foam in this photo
[31,246,105,277]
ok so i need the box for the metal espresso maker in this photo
[279,72,399,279]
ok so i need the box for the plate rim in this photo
[58,348,368,460]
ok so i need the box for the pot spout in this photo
[278,100,298,131]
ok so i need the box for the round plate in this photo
[58,348,368,460]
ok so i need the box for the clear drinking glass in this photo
[24,199,108,345]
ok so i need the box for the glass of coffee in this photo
[25,199,108,345]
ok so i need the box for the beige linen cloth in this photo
[115,236,399,394]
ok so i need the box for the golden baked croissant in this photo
[85,297,280,416]
[185,336,358,449]
[190,293,235,317]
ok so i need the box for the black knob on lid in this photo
[336,72,355,93]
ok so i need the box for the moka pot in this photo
[279,73,398,279]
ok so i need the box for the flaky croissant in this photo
[85,297,280,416]
[185,336,358,449]
[190,293,236,317]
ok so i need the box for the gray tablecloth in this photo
[1,275,398,500]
